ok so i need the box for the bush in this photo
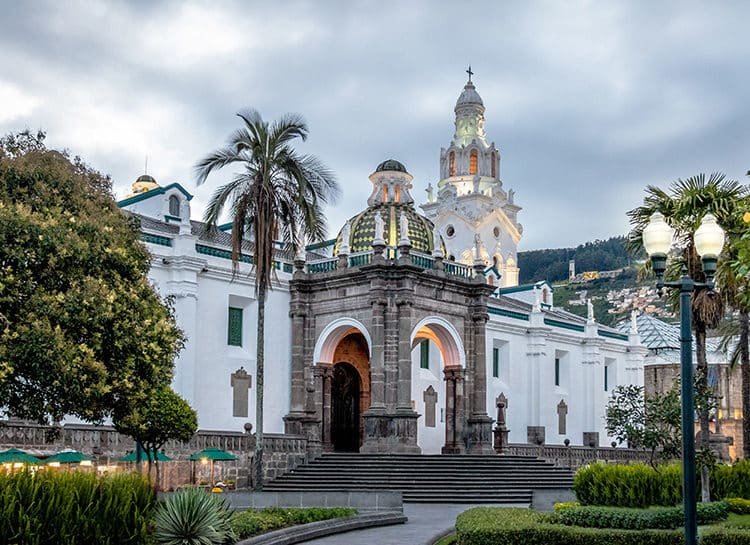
[712,460,750,500]
[554,502,728,530]
[0,469,154,545]
[455,507,685,545]
[230,507,357,539]
[574,463,683,507]
[153,487,235,545]
[726,498,750,515]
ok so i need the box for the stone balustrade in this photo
[504,443,652,469]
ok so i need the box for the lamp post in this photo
[642,212,725,545]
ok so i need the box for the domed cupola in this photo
[126,174,160,197]
[334,160,445,255]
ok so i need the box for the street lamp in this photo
[642,211,725,545]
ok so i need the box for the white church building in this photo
[118,77,646,455]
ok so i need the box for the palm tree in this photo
[628,172,748,499]
[195,109,339,489]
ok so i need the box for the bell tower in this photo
[421,70,523,287]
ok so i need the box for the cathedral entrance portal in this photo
[331,363,360,452]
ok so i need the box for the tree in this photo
[114,386,197,486]
[195,110,339,489]
[0,131,184,426]
[606,384,682,467]
[627,172,748,498]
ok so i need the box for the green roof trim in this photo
[488,307,530,321]
[141,233,173,247]
[499,281,554,295]
[544,318,584,332]
[598,329,629,342]
[117,182,194,208]
[196,244,253,264]
[306,239,336,251]
[218,223,233,232]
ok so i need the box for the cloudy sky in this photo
[1,1,748,250]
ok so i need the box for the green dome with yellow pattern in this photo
[334,203,444,255]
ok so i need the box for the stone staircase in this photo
[264,453,574,503]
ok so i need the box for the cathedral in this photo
[118,76,646,455]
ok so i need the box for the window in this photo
[604,365,608,391]
[382,186,388,202]
[492,347,499,378]
[469,150,478,175]
[449,151,456,176]
[420,340,430,369]
[168,195,180,217]
[227,307,243,346]
[491,151,496,178]
[554,357,560,386]
[446,225,455,238]
[394,185,401,203]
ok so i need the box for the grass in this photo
[433,533,457,545]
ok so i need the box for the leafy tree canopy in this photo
[0,130,184,425]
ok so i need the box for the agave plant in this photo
[153,487,236,545]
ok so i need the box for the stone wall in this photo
[504,443,651,470]
[0,422,307,489]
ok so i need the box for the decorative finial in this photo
[466,64,474,83]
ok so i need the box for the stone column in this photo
[289,309,307,413]
[396,296,414,411]
[442,365,466,454]
[313,363,333,452]
[466,309,494,454]
[368,293,387,411]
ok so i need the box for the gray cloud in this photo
[1,0,748,250]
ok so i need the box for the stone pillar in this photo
[442,365,466,454]
[493,393,509,454]
[368,293,387,411]
[313,363,333,452]
[396,296,414,411]
[289,309,307,413]
[467,310,494,454]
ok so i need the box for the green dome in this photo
[375,159,408,173]
[334,203,444,255]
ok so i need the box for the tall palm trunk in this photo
[695,325,711,501]
[741,310,750,458]
[254,278,266,491]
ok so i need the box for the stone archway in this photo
[411,317,466,454]
[313,319,371,452]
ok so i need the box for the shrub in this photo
[726,498,750,515]
[455,507,685,545]
[712,460,750,500]
[574,463,683,507]
[230,507,357,539]
[554,502,727,530]
[153,487,236,545]
[0,469,154,545]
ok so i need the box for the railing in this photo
[444,261,473,279]
[410,251,434,269]
[306,257,337,273]
[504,443,652,469]
[348,251,373,267]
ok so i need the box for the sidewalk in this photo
[301,503,521,545]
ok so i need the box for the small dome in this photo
[456,81,484,108]
[136,174,157,184]
[127,174,160,197]
[375,159,408,173]
[335,203,444,255]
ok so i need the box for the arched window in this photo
[394,185,401,203]
[491,151,496,178]
[449,151,456,176]
[469,150,478,175]
[169,195,180,217]
[382,185,388,202]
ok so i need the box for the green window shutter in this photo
[228,307,243,346]
[492,347,499,378]
[420,340,430,369]
[554,357,560,386]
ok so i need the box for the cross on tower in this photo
[466,64,474,83]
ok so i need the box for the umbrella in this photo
[189,448,238,461]
[190,448,237,486]
[119,450,172,462]
[0,448,42,465]
[45,450,94,465]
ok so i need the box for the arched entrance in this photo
[331,362,361,452]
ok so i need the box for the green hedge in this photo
[554,502,728,530]
[574,463,683,507]
[0,470,154,545]
[230,507,357,539]
[712,461,750,500]
[455,507,685,545]
[726,499,750,515]
[455,507,750,545]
